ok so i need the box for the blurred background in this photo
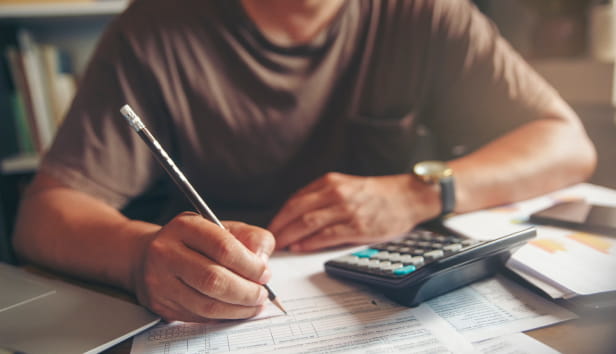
[476,0,616,190]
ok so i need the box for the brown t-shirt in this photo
[41,0,559,225]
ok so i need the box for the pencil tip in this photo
[271,298,287,315]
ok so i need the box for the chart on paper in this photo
[131,290,475,354]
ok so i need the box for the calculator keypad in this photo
[329,229,481,278]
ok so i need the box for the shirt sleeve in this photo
[39,14,171,209]
[425,0,563,158]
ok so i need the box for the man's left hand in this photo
[269,172,439,252]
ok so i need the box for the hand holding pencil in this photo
[120,104,286,321]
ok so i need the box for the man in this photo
[13,0,596,322]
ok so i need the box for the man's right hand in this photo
[131,213,275,322]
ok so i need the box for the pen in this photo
[120,104,287,315]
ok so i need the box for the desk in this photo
[99,299,616,354]
[27,264,614,354]
[80,279,614,353]
[21,183,616,353]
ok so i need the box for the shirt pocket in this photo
[342,112,423,176]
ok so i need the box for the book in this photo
[40,44,76,127]
[0,48,20,159]
[6,46,41,153]
[15,29,55,152]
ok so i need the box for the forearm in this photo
[449,114,596,213]
[13,177,160,292]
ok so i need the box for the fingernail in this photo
[259,267,272,284]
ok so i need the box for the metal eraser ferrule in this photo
[120,104,145,132]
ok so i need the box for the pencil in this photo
[120,104,287,315]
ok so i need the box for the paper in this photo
[473,333,559,354]
[508,227,616,296]
[426,275,576,342]
[445,183,616,297]
[445,183,616,240]
[132,244,575,354]
[132,291,476,354]
[132,248,476,353]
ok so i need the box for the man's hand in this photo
[269,172,439,252]
[132,213,275,322]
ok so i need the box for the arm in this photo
[270,102,595,252]
[13,172,275,321]
[450,103,596,213]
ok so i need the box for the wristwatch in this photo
[412,160,455,217]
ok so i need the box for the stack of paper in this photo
[131,245,576,354]
[445,183,616,299]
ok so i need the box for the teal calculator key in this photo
[393,265,416,276]
[352,248,380,258]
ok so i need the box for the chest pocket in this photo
[342,112,426,176]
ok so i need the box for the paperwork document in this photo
[445,183,616,297]
[132,245,573,354]
[426,275,575,342]
[132,292,474,354]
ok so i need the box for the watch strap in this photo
[439,176,455,217]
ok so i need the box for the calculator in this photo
[324,224,536,306]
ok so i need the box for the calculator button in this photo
[352,248,380,258]
[424,250,444,260]
[461,239,478,246]
[356,258,371,267]
[393,265,417,276]
[372,243,389,250]
[410,249,425,256]
[406,232,421,240]
[332,255,360,265]
[399,247,411,253]
[367,259,381,269]
[443,244,462,253]
[372,251,391,260]
[435,236,448,243]
[399,254,414,263]
[408,256,424,266]
[386,253,404,262]
[377,261,397,272]
[384,263,404,273]
[386,245,401,252]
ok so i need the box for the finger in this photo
[223,221,275,261]
[169,276,265,320]
[171,213,268,283]
[290,223,360,252]
[171,245,270,305]
[293,172,346,197]
[269,190,333,234]
[275,204,351,250]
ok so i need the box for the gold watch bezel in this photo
[413,161,453,184]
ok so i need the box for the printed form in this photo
[132,244,574,354]
[132,291,474,354]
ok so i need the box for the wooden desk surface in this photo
[25,266,616,354]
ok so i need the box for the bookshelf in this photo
[0,1,127,18]
[0,1,127,263]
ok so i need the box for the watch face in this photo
[413,161,453,183]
